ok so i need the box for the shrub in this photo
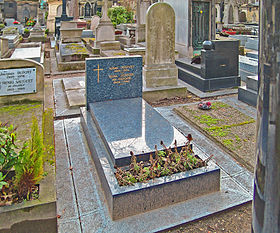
[24,28,30,33]
[0,123,18,174]
[45,28,49,35]
[108,6,133,28]
[0,24,5,29]
[15,116,44,199]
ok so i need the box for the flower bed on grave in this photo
[115,136,213,186]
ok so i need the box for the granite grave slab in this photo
[85,56,142,104]
[89,97,187,167]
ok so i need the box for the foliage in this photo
[115,135,213,186]
[15,116,44,199]
[0,24,5,29]
[45,28,49,35]
[24,28,30,33]
[0,123,18,174]
[45,11,48,20]
[0,172,7,190]
[96,11,102,18]
[108,6,133,28]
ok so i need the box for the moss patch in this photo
[0,102,43,147]
[174,101,256,172]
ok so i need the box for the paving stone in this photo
[54,120,79,221]
[57,218,81,233]
[62,77,85,90]
[65,89,85,108]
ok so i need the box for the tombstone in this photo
[176,40,241,92]
[143,2,178,88]
[90,15,100,31]
[1,27,20,49]
[252,1,280,232]
[228,5,234,24]
[0,59,44,105]
[136,0,151,43]
[94,0,120,50]
[11,43,43,64]
[0,37,10,58]
[28,22,47,42]
[81,55,220,219]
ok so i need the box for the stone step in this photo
[245,38,259,51]
[176,58,201,75]
[246,51,258,59]
[178,67,240,92]
[239,55,258,73]
[238,86,258,107]
[239,68,256,82]
[246,75,258,92]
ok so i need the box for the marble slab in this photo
[63,77,85,90]
[11,47,41,63]
[85,56,142,104]
[89,97,187,166]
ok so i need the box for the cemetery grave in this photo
[174,101,256,172]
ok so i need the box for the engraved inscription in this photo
[107,65,135,85]
[0,68,36,96]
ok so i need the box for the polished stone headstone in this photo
[89,97,186,166]
[85,56,142,104]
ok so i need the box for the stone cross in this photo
[101,0,110,21]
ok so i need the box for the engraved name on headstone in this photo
[0,68,36,96]
[85,56,142,104]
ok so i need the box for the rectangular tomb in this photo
[89,97,187,167]
[81,55,220,220]
[81,105,220,220]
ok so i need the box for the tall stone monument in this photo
[143,2,178,88]
[252,0,280,232]
[136,0,151,43]
[95,0,116,48]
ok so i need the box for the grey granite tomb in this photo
[176,40,241,92]
[81,55,220,220]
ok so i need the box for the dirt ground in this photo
[44,44,253,232]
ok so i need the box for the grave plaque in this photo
[86,56,142,104]
[0,68,36,96]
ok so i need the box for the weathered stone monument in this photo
[136,0,151,43]
[94,0,120,51]
[252,1,280,232]
[57,21,90,71]
[0,59,44,105]
[90,15,100,31]
[0,37,10,58]
[81,55,220,219]
[143,2,178,87]
[1,27,20,49]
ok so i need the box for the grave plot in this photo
[81,55,221,220]
[174,101,256,172]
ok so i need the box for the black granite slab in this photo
[85,56,142,105]
[88,97,187,167]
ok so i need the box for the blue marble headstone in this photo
[86,56,142,105]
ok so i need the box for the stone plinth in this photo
[59,42,89,62]
[95,21,115,48]
[0,37,10,58]
[60,28,83,43]
[99,41,121,51]
[136,24,145,43]
[144,3,178,88]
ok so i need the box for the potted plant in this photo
[23,28,30,38]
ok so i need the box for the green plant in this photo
[115,135,213,186]
[96,11,102,18]
[15,116,44,199]
[108,6,133,28]
[24,28,30,33]
[45,11,48,20]
[0,123,18,174]
[0,24,5,29]
[0,172,8,190]
[45,28,49,35]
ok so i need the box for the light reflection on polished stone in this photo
[89,97,187,166]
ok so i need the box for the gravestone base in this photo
[136,24,145,43]
[100,50,127,57]
[56,52,86,72]
[99,41,121,51]
[143,84,187,102]
[143,64,178,88]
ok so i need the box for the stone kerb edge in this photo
[0,59,44,105]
